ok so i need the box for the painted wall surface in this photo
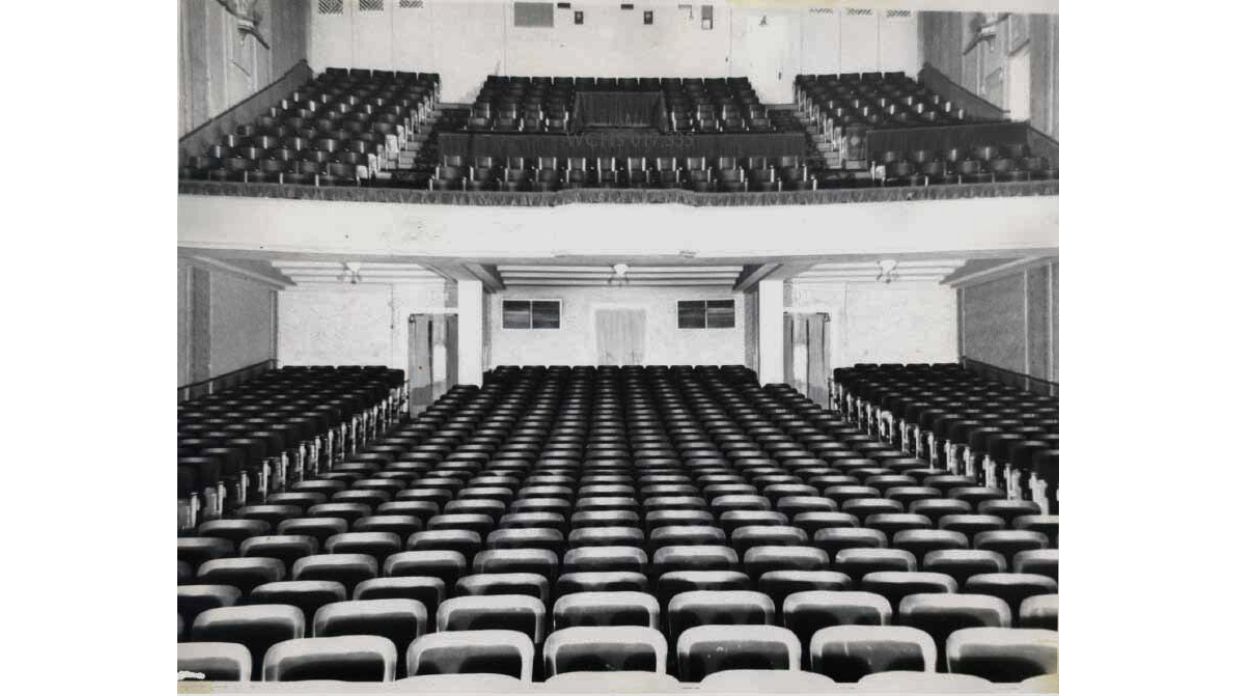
[179,0,311,136]
[178,258,277,387]
[743,287,759,370]
[918,11,1059,138]
[178,260,193,386]
[788,280,958,369]
[489,285,746,366]
[277,281,451,372]
[959,259,1058,381]
[960,272,1025,371]
[309,1,919,103]
[209,270,278,376]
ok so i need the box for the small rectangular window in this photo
[678,301,707,329]
[679,299,734,329]
[503,300,561,329]
[514,2,555,27]
[319,0,343,15]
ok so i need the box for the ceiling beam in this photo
[497,265,746,274]
[462,263,505,292]
[733,263,781,293]
[504,279,737,287]
[943,255,1057,288]
[187,255,292,289]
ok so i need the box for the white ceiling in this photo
[271,260,441,285]
[495,264,745,287]
[795,258,968,284]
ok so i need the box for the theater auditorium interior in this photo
[170,1,1074,691]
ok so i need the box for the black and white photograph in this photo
[11,0,1233,694]
[172,0,1062,690]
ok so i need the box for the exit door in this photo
[784,312,831,405]
[595,309,646,365]
[408,313,457,415]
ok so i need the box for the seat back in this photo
[544,626,668,675]
[438,595,547,642]
[190,604,305,667]
[676,625,801,682]
[553,591,660,629]
[808,625,936,682]
[263,635,397,682]
[177,642,252,682]
[945,627,1059,682]
[407,630,535,681]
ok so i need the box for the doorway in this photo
[408,313,457,415]
[784,312,831,406]
[595,309,646,365]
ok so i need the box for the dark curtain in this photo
[573,91,667,131]
[437,131,810,159]
[867,122,1031,157]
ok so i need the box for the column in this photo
[758,279,785,385]
[456,279,484,387]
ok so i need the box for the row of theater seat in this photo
[796,72,987,132]
[178,364,1057,685]
[428,155,818,193]
[177,365,407,528]
[832,363,1059,514]
[179,68,440,184]
[466,75,791,134]
[871,145,1059,185]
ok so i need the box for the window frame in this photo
[678,299,736,330]
[502,299,562,330]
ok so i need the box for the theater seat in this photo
[385,550,468,587]
[457,572,550,603]
[1019,594,1059,630]
[553,591,660,628]
[543,626,668,675]
[544,670,679,692]
[855,671,997,692]
[177,585,242,629]
[190,604,305,667]
[757,570,852,607]
[898,593,1012,670]
[923,550,1007,587]
[698,670,837,692]
[834,548,916,579]
[1013,550,1059,582]
[557,571,650,595]
[263,635,397,682]
[964,574,1057,620]
[250,581,347,624]
[396,673,530,691]
[291,554,378,594]
[666,590,775,644]
[945,627,1059,682]
[177,642,252,682]
[314,599,428,676]
[196,557,285,595]
[676,625,802,682]
[438,594,547,643]
[782,590,892,659]
[407,630,535,681]
[808,625,936,682]
[178,537,236,573]
[860,572,957,612]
